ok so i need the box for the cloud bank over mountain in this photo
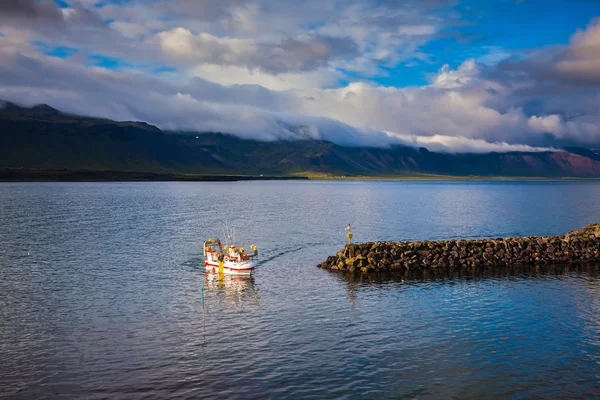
[0,0,599,152]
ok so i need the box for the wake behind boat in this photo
[203,239,258,275]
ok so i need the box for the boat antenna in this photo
[217,220,239,248]
[222,221,230,247]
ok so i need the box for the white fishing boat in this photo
[203,238,258,275]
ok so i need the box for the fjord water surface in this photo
[1,181,600,399]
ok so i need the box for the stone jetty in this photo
[318,224,600,273]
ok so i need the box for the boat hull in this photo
[204,260,256,275]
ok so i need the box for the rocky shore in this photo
[318,224,600,273]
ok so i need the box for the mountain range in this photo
[2,101,600,179]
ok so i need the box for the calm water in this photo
[2,181,600,399]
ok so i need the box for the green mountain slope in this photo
[2,102,600,177]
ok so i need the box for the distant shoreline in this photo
[1,168,600,182]
[0,168,309,182]
[304,173,600,181]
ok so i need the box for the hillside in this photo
[2,102,600,178]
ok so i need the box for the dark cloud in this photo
[0,0,62,22]
[276,35,359,72]
[0,0,104,26]
[0,0,62,21]
[155,0,246,21]
[493,18,600,87]
[0,49,295,113]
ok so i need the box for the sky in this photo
[0,0,600,152]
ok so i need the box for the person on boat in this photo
[229,247,240,261]
[346,224,353,244]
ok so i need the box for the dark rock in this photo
[319,224,600,273]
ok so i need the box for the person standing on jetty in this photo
[346,224,353,244]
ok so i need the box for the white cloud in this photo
[389,133,559,153]
[110,21,150,39]
[189,64,342,90]
[156,27,357,73]
[528,115,563,135]
[554,18,600,83]
[398,25,437,36]
[432,60,482,89]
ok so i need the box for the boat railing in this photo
[205,240,258,261]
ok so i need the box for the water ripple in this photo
[2,181,600,399]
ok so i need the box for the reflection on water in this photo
[203,272,260,310]
[336,263,600,309]
[333,262,600,285]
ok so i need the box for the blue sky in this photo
[0,0,599,151]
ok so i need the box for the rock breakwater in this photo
[318,224,600,273]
